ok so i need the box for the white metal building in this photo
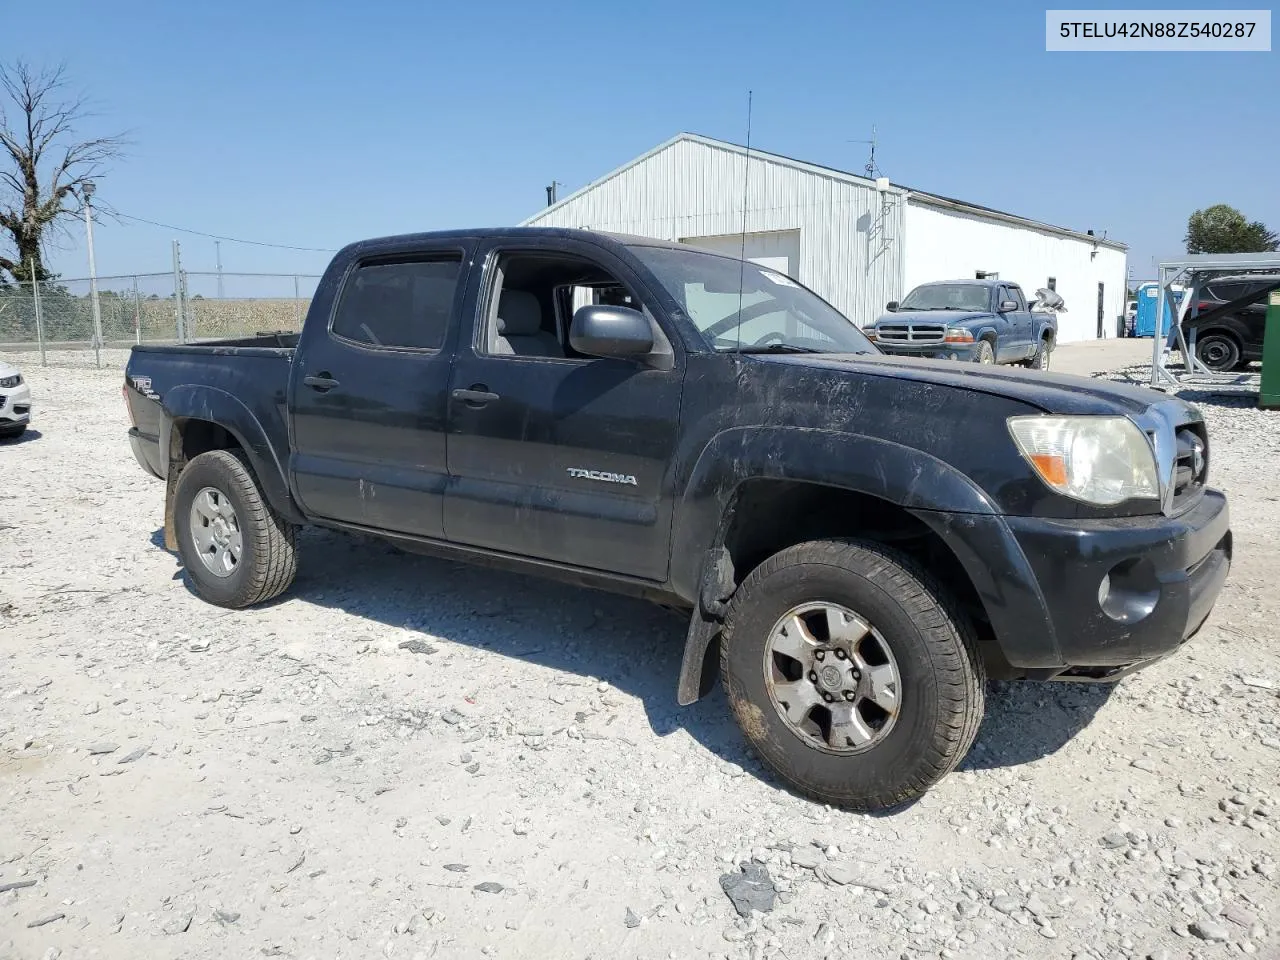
[522,133,1127,343]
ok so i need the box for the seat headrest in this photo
[497,290,541,336]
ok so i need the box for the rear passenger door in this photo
[289,241,472,537]
[443,239,684,582]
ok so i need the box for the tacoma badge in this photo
[567,467,638,486]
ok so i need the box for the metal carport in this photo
[1149,252,1280,394]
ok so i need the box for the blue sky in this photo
[7,0,1277,289]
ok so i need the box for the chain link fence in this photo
[0,271,320,369]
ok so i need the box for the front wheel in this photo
[173,449,298,608]
[975,340,995,365]
[719,539,986,811]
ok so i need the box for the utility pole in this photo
[82,181,105,368]
[215,240,224,299]
[545,180,564,206]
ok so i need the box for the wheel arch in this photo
[160,386,304,542]
[672,429,1035,704]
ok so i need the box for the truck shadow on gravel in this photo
[160,525,1118,798]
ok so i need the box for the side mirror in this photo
[569,304,654,358]
[999,299,1019,312]
[886,300,899,312]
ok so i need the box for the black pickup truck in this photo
[124,228,1231,811]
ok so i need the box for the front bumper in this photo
[1007,490,1231,676]
[0,382,32,427]
[918,490,1231,680]
[871,341,982,362]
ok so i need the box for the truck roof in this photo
[913,279,1012,288]
[342,226,700,259]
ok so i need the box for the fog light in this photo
[949,352,958,360]
[1098,558,1160,623]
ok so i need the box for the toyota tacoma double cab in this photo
[867,279,1058,369]
[123,228,1231,811]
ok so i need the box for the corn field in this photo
[0,271,319,367]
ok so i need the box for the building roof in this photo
[525,132,1127,252]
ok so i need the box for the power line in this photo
[114,212,337,253]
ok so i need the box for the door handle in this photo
[304,373,340,391]
[452,386,500,405]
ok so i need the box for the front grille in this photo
[1171,423,1208,510]
[875,322,946,345]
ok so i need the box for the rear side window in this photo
[332,257,461,350]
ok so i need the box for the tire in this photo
[173,449,298,608]
[1026,337,1052,370]
[720,539,986,812]
[1195,332,1241,373]
[975,340,995,365]
[0,424,27,439]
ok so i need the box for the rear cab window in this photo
[331,257,462,350]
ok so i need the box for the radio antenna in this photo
[735,90,753,353]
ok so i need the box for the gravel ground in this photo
[1,350,1277,960]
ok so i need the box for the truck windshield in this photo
[899,284,991,312]
[630,245,876,355]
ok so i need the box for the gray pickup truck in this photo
[867,279,1058,369]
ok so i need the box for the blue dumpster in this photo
[1134,282,1185,338]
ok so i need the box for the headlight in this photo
[0,374,21,388]
[1007,415,1160,506]
[943,328,974,343]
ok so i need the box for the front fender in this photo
[668,427,998,603]
[160,384,303,524]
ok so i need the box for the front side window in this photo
[899,283,991,312]
[332,257,461,350]
[630,245,874,355]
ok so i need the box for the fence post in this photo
[293,275,301,327]
[132,276,141,344]
[30,260,46,367]
[172,241,186,343]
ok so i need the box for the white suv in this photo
[0,359,32,438]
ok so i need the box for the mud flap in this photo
[677,608,723,706]
[164,467,180,552]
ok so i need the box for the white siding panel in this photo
[904,201,1128,343]
[525,139,905,327]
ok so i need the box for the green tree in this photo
[1185,204,1279,255]
[0,62,125,284]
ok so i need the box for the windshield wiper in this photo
[722,343,826,355]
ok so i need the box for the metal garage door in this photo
[680,230,802,279]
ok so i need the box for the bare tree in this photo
[0,62,125,284]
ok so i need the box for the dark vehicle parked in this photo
[1182,274,1280,372]
[866,279,1058,369]
[123,228,1230,811]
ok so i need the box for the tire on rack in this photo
[1194,331,1242,373]
[173,449,298,609]
[975,340,995,365]
[719,538,986,811]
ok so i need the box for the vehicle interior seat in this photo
[494,290,562,357]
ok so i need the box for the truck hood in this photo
[761,352,1170,417]
[875,310,990,325]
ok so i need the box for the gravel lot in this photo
[2,347,1277,960]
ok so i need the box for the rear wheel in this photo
[1195,332,1242,373]
[719,539,986,811]
[173,449,298,608]
[1026,337,1052,370]
[975,340,995,365]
